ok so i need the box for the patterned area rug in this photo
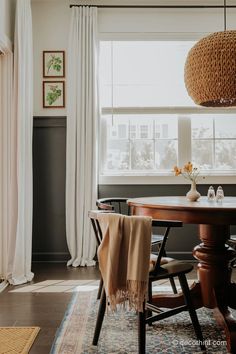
[0,327,40,354]
[50,290,231,354]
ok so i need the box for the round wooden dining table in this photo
[128,196,236,353]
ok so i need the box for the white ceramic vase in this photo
[186,181,201,202]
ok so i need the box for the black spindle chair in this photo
[89,210,205,354]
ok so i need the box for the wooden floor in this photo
[0,263,100,354]
[0,263,235,354]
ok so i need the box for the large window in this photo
[99,41,236,177]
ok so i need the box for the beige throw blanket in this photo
[97,213,152,312]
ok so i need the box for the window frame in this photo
[98,35,236,185]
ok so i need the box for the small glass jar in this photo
[207,186,215,201]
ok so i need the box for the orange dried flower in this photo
[173,162,200,182]
[183,162,193,173]
[173,166,182,176]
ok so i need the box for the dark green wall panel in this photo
[33,117,69,262]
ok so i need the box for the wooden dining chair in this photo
[88,210,205,354]
[96,197,176,250]
[96,198,178,296]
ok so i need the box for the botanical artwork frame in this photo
[43,50,65,78]
[43,81,65,108]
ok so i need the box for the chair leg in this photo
[178,274,205,351]
[97,277,103,300]
[148,280,152,302]
[146,281,152,320]
[138,303,146,354]
[169,276,178,294]
[93,287,106,345]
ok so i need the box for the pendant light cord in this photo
[224,0,227,31]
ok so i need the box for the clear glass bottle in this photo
[207,186,215,201]
[216,186,224,202]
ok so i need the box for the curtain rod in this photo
[69,4,236,9]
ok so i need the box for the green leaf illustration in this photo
[46,54,62,74]
[46,85,62,105]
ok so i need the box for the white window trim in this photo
[99,37,236,185]
[99,175,236,185]
[102,107,236,115]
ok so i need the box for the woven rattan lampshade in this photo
[184,30,236,107]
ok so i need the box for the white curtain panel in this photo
[0,17,13,291]
[0,52,12,288]
[66,6,98,267]
[7,0,34,285]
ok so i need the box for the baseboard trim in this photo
[32,252,70,263]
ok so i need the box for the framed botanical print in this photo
[43,81,65,108]
[43,51,65,78]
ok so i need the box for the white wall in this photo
[32,0,70,116]
[32,0,236,116]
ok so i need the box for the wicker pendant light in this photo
[184,1,236,107]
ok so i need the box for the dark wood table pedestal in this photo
[195,224,236,353]
[128,197,236,353]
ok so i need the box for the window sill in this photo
[99,174,236,185]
